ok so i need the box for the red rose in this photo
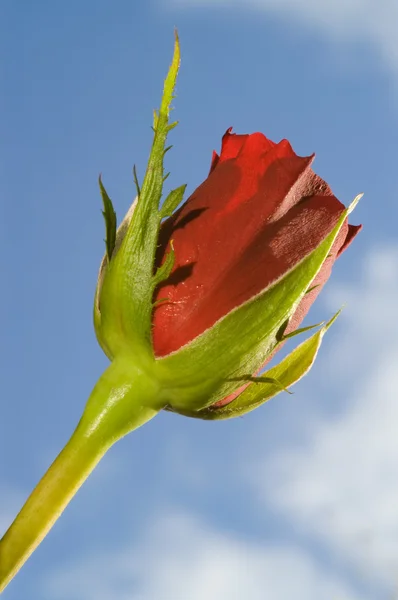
[153,128,361,374]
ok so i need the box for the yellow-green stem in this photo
[0,356,161,593]
[0,425,108,592]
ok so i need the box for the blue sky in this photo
[1,1,398,598]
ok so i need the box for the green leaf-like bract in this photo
[281,320,324,341]
[96,32,181,359]
[99,176,117,262]
[133,165,141,198]
[160,184,187,219]
[172,311,340,420]
[153,241,175,287]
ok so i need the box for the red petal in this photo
[217,128,276,165]
[209,150,220,174]
[337,223,362,256]
[152,131,360,360]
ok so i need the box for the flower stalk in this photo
[0,355,162,592]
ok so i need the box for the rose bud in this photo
[95,141,360,420]
[149,129,362,419]
[0,33,361,591]
[94,35,361,421]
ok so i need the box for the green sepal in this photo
[281,320,324,341]
[156,195,360,411]
[153,241,175,287]
[239,375,293,395]
[275,318,323,342]
[305,284,320,295]
[175,311,340,420]
[133,165,141,198]
[94,198,138,359]
[94,32,181,358]
[99,176,117,262]
[160,184,187,219]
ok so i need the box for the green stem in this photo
[0,356,161,593]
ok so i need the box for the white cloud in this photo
[169,0,398,78]
[250,245,398,590]
[43,511,365,600]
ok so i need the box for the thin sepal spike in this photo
[98,175,117,261]
[133,165,141,198]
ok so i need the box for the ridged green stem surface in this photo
[0,356,161,593]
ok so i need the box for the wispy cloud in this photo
[169,0,398,78]
[250,245,398,590]
[42,511,365,600]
